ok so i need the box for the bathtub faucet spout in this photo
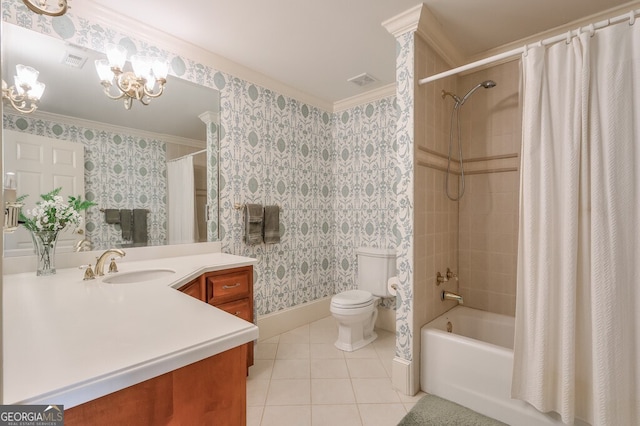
[442,290,464,305]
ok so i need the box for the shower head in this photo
[459,80,497,105]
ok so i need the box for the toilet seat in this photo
[331,290,374,309]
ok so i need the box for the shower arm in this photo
[441,90,461,105]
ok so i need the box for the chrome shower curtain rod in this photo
[418,8,639,86]
[167,148,206,163]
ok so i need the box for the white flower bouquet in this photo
[19,187,95,233]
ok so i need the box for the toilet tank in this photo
[356,247,397,297]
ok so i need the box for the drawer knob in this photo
[222,283,241,289]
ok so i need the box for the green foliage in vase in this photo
[18,188,96,233]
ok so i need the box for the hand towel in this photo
[263,205,280,244]
[132,209,148,246]
[120,209,133,240]
[244,204,263,245]
[104,209,121,224]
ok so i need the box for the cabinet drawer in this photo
[207,269,250,304]
[216,298,251,322]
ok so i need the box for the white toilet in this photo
[330,247,396,351]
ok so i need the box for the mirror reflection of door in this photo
[4,130,85,256]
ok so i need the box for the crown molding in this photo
[382,3,424,37]
[70,1,334,112]
[415,5,465,69]
[26,110,205,148]
[333,83,396,112]
[382,3,464,71]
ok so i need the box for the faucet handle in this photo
[108,258,119,274]
[80,264,96,280]
[446,268,458,281]
[436,272,448,285]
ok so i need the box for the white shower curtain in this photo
[513,20,640,425]
[167,156,196,244]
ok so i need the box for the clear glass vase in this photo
[30,230,59,276]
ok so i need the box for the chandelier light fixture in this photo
[95,44,169,110]
[1,64,46,114]
[21,0,68,16]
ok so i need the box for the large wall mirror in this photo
[2,22,220,256]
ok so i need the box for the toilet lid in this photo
[331,290,374,308]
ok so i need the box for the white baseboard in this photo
[257,297,332,341]
[392,356,417,396]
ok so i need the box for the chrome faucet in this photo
[442,290,464,304]
[95,249,126,276]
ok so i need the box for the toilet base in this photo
[334,330,378,352]
[331,306,379,352]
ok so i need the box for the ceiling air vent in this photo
[347,72,377,87]
[61,49,88,69]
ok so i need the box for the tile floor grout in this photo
[246,315,425,426]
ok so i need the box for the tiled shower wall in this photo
[458,61,521,316]
[414,34,461,334]
[414,41,521,321]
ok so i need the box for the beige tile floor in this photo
[247,316,426,426]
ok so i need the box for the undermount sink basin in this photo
[102,268,176,284]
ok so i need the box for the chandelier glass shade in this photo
[21,0,68,17]
[95,44,169,110]
[1,64,46,114]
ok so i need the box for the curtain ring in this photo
[588,23,595,37]
[629,11,636,26]
[566,30,572,44]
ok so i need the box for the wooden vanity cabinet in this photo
[66,265,255,425]
[65,345,247,426]
[177,276,205,300]
[205,266,254,368]
[177,266,254,368]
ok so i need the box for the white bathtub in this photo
[420,306,578,426]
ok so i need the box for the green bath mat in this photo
[398,394,508,426]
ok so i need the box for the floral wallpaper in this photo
[2,112,167,249]
[1,0,400,321]
[332,99,398,310]
[202,120,219,242]
[394,32,416,362]
[217,82,336,314]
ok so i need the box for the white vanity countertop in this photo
[2,252,258,408]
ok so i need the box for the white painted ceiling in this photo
[87,0,636,104]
